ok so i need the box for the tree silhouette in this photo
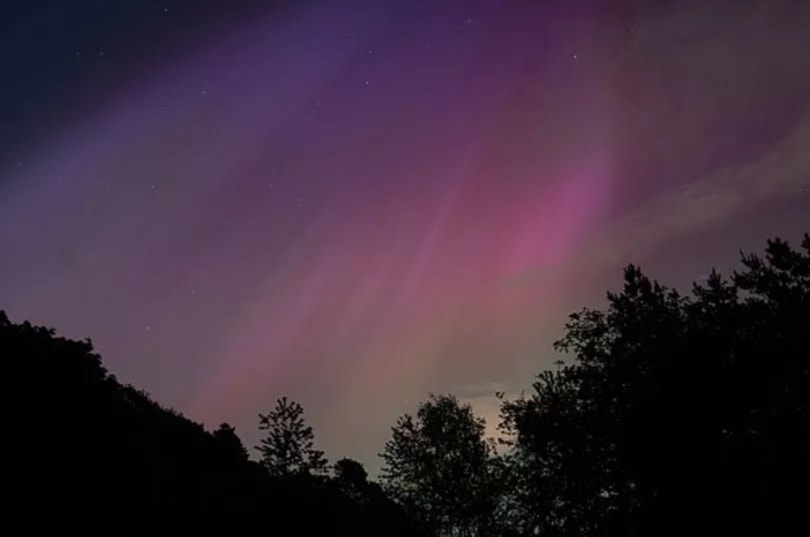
[381,394,497,536]
[213,422,249,462]
[256,396,328,478]
[499,233,810,536]
[334,457,369,499]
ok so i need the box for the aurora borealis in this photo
[2,0,810,469]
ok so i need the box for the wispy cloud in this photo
[602,105,810,263]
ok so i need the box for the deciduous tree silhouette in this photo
[256,396,328,478]
[334,457,369,500]
[213,422,249,461]
[499,233,810,536]
[381,394,497,536]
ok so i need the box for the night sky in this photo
[2,0,809,471]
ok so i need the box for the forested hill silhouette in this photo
[2,312,426,537]
[3,233,809,537]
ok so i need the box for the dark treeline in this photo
[4,234,809,536]
[3,315,424,536]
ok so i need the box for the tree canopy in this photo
[498,234,810,536]
[381,394,499,536]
